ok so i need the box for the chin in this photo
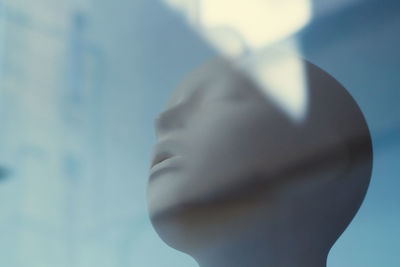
[148,180,269,257]
[149,201,209,255]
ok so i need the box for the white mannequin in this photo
[147,57,372,267]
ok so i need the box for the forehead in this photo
[165,57,243,109]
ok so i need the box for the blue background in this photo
[0,0,399,266]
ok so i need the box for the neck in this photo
[190,226,328,267]
[194,243,327,267]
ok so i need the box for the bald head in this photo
[147,56,372,267]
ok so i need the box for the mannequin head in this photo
[147,57,372,267]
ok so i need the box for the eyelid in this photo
[209,83,250,103]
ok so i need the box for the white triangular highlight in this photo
[162,0,311,57]
[240,48,309,122]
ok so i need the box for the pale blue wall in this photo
[0,0,398,266]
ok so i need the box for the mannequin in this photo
[147,56,372,267]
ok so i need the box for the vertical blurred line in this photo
[63,9,107,265]
[0,0,10,184]
[0,0,5,146]
[65,12,85,113]
[63,12,86,267]
[86,43,106,239]
[0,6,19,266]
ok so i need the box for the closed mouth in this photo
[149,154,182,182]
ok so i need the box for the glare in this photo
[238,42,308,122]
[162,0,311,121]
[163,0,312,56]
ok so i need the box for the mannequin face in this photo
[147,58,298,218]
[147,58,346,219]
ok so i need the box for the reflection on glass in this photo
[162,0,311,56]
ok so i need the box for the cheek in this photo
[183,106,275,194]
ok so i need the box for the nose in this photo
[154,102,187,138]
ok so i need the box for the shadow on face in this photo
[147,55,372,266]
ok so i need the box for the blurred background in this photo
[0,0,399,266]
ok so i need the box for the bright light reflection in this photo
[163,0,311,56]
[162,0,311,121]
[239,43,308,122]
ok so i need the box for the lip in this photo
[150,140,179,168]
[151,151,174,169]
[149,155,182,181]
[149,140,183,181]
